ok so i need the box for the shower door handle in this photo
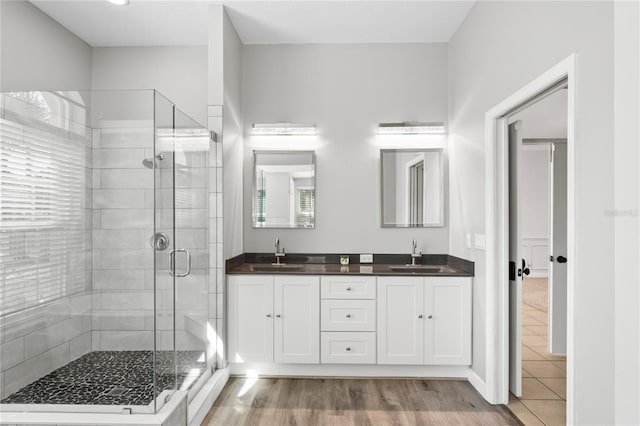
[170,249,191,277]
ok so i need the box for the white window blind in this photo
[0,118,89,317]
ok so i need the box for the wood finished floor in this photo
[202,377,520,425]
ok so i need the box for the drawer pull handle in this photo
[276,314,281,318]
[266,314,272,318]
[346,314,351,318]
[418,314,423,319]
[346,347,351,351]
[346,287,352,291]
[428,315,433,319]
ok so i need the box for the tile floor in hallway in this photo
[508,278,567,426]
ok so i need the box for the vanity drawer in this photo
[321,332,376,364]
[321,276,376,299]
[321,299,376,331]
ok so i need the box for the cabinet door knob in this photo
[266,314,272,318]
[346,347,351,351]
[428,315,433,319]
[276,314,281,318]
[346,287,352,291]
[418,314,423,319]
[346,314,351,318]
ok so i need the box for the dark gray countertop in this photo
[226,253,474,277]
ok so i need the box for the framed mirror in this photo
[253,151,315,228]
[380,149,444,227]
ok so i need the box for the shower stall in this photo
[0,90,221,418]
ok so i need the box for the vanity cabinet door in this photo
[377,277,424,364]
[274,275,320,364]
[228,275,274,363]
[424,277,472,365]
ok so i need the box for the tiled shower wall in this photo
[91,126,211,354]
[90,126,157,351]
[208,105,224,368]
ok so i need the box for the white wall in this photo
[92,46,208,126]
[613,1,640,424]
[242,43,449,254]
[448,1,615,423]
[0,0,92,91]
[521,146,550,277]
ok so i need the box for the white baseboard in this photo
[230,362,471,379]
[188,367,230,426]
[467,368,491,403]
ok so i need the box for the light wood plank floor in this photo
[202,377,521,425]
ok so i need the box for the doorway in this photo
[484,54,576,424]
[506,87,568,424]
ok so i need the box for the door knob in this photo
[346,347,351,351]
[428,315,433,319]
[266,314,272,318]
[521,259,530,276]
[276,314,281,318]
[418,314,423,319]
[557,256,567,263]
[346,314,351,318]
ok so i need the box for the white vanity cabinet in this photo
[228,275,320,364]
[377,276,472,366]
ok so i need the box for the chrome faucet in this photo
[274,238,286,265]
[411,239,422,266]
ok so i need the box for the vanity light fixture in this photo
[378,121,446,135]
[252,123,317,136]
[108,0,129,5]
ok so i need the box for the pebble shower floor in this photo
[1,351,206,405]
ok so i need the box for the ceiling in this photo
[30,1,476,47]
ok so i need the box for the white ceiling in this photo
[30,1,476,47]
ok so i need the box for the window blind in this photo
[297,188,314,223]
[0,118,89,317]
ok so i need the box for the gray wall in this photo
[0,1,92,91]
[92,46,208,126]
[242,43,449,254]
[448,1,615,422]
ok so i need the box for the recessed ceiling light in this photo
[108,0,129,5]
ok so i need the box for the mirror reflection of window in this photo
[381,149,444,228]
[253,151,315,229]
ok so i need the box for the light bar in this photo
[378,121,445,135]
[252,123,317,135]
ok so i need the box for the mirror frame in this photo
[252,150,316,229]
[380,148,445,228]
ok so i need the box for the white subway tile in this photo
[93,148,146,169]
[69,332,91,361]
[99,331,153,350]
[93,269,145,290]
[93,229,146,249]
[100,169,153,189]
[93,189,146,209]
[24,317,82,360]
[92,310,146,331]
[97,291,153,310]
[0,338,24,371]
[100,209,153,229]
[100,128,153,149]
[3,343,69,396]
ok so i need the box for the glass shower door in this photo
[153,92,210,411]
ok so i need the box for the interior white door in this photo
[508,121,523,397]
[424,277,472,365]
[377,277,424,364]
[274,275,320,364]
[549,143,568,353]
[228,275,274,363]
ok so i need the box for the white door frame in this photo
[484,54,576,422]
